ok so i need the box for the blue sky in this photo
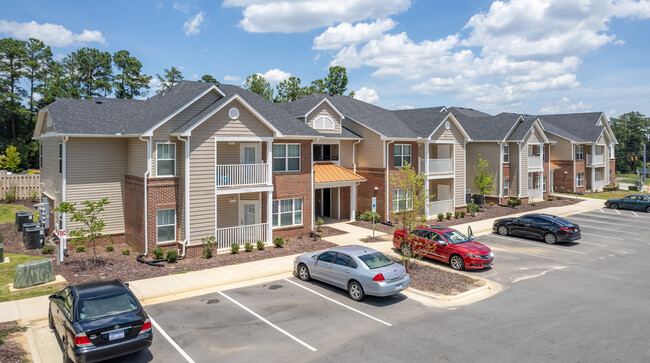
[3,0,650,117]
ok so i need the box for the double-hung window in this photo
[313,144,339,162]
[576,146,584,160]
[157,209,176,243]
[576,172,584,187]
[502,144,509,163]
[394,144,411,167]
[272,198,303,228]
[156,143,176,176]
[543,175,547,191]
[273,144,300,172]
[58,143,63,174]
[504,179,509,196]
[392,189,413,212]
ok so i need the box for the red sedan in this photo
[393,226,493,270]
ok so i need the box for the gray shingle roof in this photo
[448,107,491,118]
[534,112,604,143]
[453,112,522,141]
[43,98,146,135]
[391,107,450,136]
[507,115,538,141]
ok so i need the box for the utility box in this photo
[0,242,4,262]
[24,227,45,250]
[39,200,50,229]
[14,259,55,289]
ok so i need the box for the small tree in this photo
[54,198,112,262]
[473,154,495,195]
[0,146,21,172]
[389,162,435,270]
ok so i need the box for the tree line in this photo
[609,111,650,173]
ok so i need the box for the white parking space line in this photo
[218,291,318,352]
[615,209,621,214]
[571,217,650,231]
[578,224,639,234]
[488,235,587,254]
[149,317,196,363]
[599,208,605,213]
[631,211,639,216]
[580,232,623,241]
[487,246,559,260]
[284,278,392,327]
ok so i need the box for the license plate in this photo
[395,284,403,291]
[109,330,125,341]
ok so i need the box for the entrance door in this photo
[323,188,331,217]
[239,200,260,226]
[240,143,260,164]
[437,184,451,201]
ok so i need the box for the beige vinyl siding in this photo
[508,142,520,197]
[550,136,573,160]
[40,137,63,204]
[526,127,543,144]
[466,143,499,196]
[126,138,147,176]
[340,140,354,168]
[431,120,466,206]
[41,113,56,134]
[66,138,126,235]
[216,141,264,164]
[343,120,384,168]
[211,99,274,138]
[520,141,528,196]
[307,103,342,134]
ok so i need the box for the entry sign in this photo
[371,197,377,213]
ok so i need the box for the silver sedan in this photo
[293,245,410,301]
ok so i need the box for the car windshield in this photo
[77,292,139,321]
[552,217,573,227]
[441,230,470,245]
[358,252,394,269]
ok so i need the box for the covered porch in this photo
[426,178,455,217]
[214,191,272,252]
[215,140,272,189]
[314,162,366,222]
[528,171,544,202]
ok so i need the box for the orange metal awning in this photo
[314,162,366,184]
[550,162,561,169]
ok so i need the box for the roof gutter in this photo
[139,136,151,256]
[176,135,190,258]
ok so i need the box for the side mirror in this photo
[467,226,473,238]
[125,282,129,288]
[469,235,476,241]
[48,294,61,301]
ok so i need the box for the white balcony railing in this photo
[419,158,453,174]
[528,156,542,170]
[587,154,604,165]
[528,188,543,202]
[593,179,606,191]
[216,163,269,188]
[215,223,269,251]
[427,200,455,217]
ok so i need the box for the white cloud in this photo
[149,78,162,93]
[398,105,414,110]
[156,2,164,10]
[223,0,411,33]
[258,68,291,84]
[173,2,190,13]
[184,11,205,35]
[611,0,650,18]
[192,74,199,79]
[539,98,592,113]
[224,75,241,82]
[0,20,106,47]
[313,19,397,50]
[353,87,379,103]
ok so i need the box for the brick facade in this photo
[609,159,616,187]
[145,177,180,255]
[553,160,576,193]
[356,167,386,221]
[124,175,145,253]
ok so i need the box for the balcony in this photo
[528,156,542,170]
[216,163,269,188]
[215,223,269,251]
[427,199,454,217]
[419,158,453,175]
[528,188,543,202]
[586,154,604,166]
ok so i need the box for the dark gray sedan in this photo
[293,245,410,301]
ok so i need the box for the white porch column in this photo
[266,191,273,243]
[424,142,430,175]
[517,142,522,198]
[351,183,357,222]
[266,139,273,185]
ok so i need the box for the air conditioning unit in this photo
[22,222,41,246]
[15,211,33,232]
[24,227,45,250]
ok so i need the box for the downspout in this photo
[61,136,68,262]
[498,142,503,205]
[139,136,151,256]
[385,140,395,222]
[311,138,319,232]
[352,139,361,173]
[176,135,190,258]
[573,144,576,193]
[517,142,522,198]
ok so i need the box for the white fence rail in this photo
[419,158,453,174]
[587,154,604,165]
[215,223,269,251]
[528,188,543,202]
[0,172,39,199]
[216,163,268,188]
[528,156,542,170]
[427,199,455,217]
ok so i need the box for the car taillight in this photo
[139,319,151,335]
[405,266,409,274]
[74,332,93,347]
[559,228,572,232]
[372,273,385,282]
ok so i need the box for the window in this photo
[157,209,176,243]
[313,144,339,162]
[429,232,445,243]
[272,198,303,228]
[576,172,584,187]
[543,175,547,192]
[318,251,337,263]
[576,146,584,160]
[358,252,394,269]
[313,115,335,130]
[504,179,509,196]
[273,144,300,172]
[502,144,509,163]
[58,142,62,174]
[392,189,413,212]
[535,175,541,190]
[335,253,357,268]
[394,144,411,167]
[156,143,176,176]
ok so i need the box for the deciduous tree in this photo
[55,198,112,262]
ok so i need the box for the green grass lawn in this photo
[0,204,38,224]
[0,253,64,302]
[615,174,650,185]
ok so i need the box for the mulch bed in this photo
[360,235,393,243]
[1,223,336,285]
[316,225,347,238]
[390,256,485,295]
[0,321,30,363]
[349,220,396,234]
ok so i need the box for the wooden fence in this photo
[0,171,40,200]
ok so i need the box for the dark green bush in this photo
[445,212,452,220]
[152,247,164,259]
[273,236,285,248]
[256,240,265,250]
[201,235,216,259]
[166,249,178,263]
[245,242,253,252]
[41,245,55,255]
[76,245,86,253]
[437,213,444,221]
[460,211,466,218]
[454,211,460,219]
[467,203,479,214]
[122,249,130,256]
[231,243,239,254]
[106,245,114,252]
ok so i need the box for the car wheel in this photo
[497,225,509,236]
[297,263,311,281]
[544,232,558,244]
[610,203,618,209]
[48,311,54,330]
[401,243,412,256]
[449,254,465,271]
[348,281,365,301]
[646,206,650,213]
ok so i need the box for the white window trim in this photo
[543,175,547,192]
[272,198,303,229]
[58,142,62,175]
[273,143,301,172]
[156,208,176,244]
[392,188,413,212]
[577,172,584,187]
[156,142,177,177]
[576,145,584,161]
[504,179,509,196]
[503,144,509,163]
[313,115,336,130]
[394,144,412,168]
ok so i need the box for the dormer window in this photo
[313,115,335,130]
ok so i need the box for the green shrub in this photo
[454,211,460,219]
[514,198,522,206]
[460,211,466,218]
[530,202,536,206]
[445,212,452,220]
[507,200,516,207]
[166,249,178,263]
[437,213,444,221]
[41,245,55,255]
[256,240,265,250]
[488,202,495,206]
[106,245,114,252]
[122,249,130,255]
[361,210,380,222]
[29,190,39,203]
[76,245,86,253]
[152,247,164,259]
[3,185,16,203]
[547,196,556,201]
[245,242,253,252]
[467,203,479,215]
[316,217,324,231]
[201,235,216,259]
[629,186,638,191]
[231,243,239,254]
[317,233,323,239]
[273,236,285,247]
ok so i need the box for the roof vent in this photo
[95,100,102,104]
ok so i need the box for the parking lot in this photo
[50,208,650,362]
